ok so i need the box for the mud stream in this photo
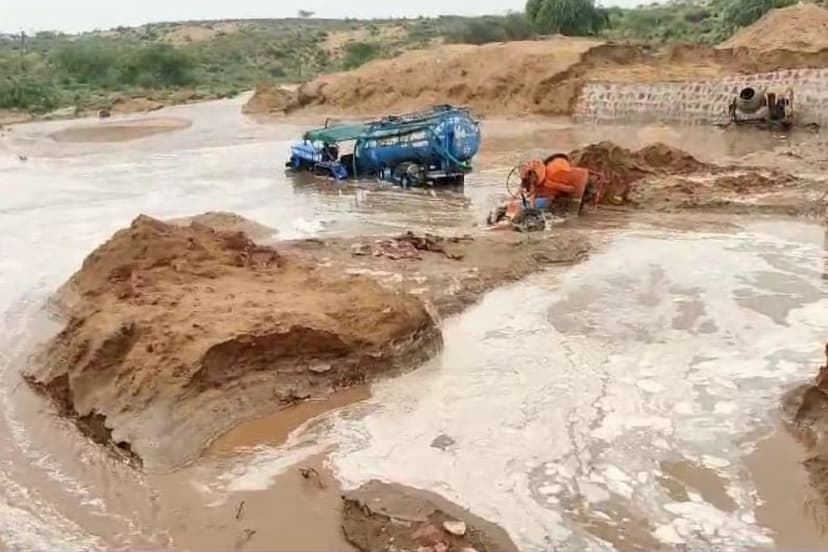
[0,97,826,551]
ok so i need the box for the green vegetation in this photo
[526,0,609,36]
[342,41,381,69]
[0,0,810,115]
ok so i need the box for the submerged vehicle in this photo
[487,154,605,232]
[286,105,481,187]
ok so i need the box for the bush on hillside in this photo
[119,44,195,88]
[526,0,609,35]
[0,76,59,111]
[718,0,795,33]
[447,13,536,44]
[342,41,380,69]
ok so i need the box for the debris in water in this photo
[430,434,456,450]
[373,239,422,260]
[300,466,325,488]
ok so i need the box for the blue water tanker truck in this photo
[285,105,481,187]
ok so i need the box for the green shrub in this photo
[446,13,536,44]
[119,44,195,88]
[526,0,609,35]
[0,76,59,111]
[342,41,380,69]
[51,40,119,85]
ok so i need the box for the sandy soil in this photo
[25,215,440,470]
[167,211,278,242]
[281,231,590,318]
[719,3,828,52]
[242,85,298,116]
[162,22,244,45]
[569,141,828,219]
[246,33,828,117]
[342,481,518,552]
[0,109,33,127]
[324,25,408,57]
[50,117,192,143]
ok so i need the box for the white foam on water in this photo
[214,222,828,551]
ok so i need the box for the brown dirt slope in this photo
[26,215,440,470]
[782,343,828,517]
[569,141,827,218]
[242,85,298,115]
[248,36,828,117]
[719,3,828,52]
[343,480,518,552]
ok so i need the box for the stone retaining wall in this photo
[573,68,828,125]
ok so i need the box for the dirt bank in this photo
[281,231,589,318]
[25,215,588,470]
[719,3,828,52]
[242,85,298,116]
[343,481,518,552]
[167,211,278,242]
[26,215,440,470]
[50,117,192,143]
[246,35,828,117]
[782,342,828,524]
[569,141,827,218]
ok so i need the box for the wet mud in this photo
[569,141,828,219]
[50,117,192,143]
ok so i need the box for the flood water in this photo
[0,96,826,551]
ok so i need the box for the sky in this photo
[1,0,545,34]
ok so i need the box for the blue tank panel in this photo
[353,108,481,174]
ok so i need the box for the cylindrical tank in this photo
[735,87,765,114]
[432,113,481,162]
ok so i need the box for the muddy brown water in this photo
[0,96,826,551]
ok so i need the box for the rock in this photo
[99,109,111,119]
[430,434,455,450]
[434,544,448,552]
[442,520,467,537]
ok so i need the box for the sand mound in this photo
[167,211,277,242]
[272,35,828,117]
[719,3,828,52]
[294,37,605,116]
[51,118,191,143]
[26,215,439,469]
[243,85,299,115]
[569,141,708,204]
